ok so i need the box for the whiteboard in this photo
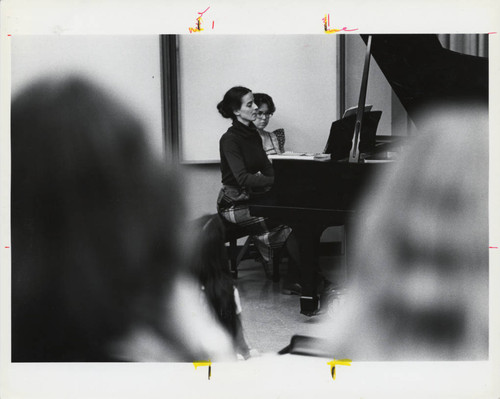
[178,35,338,163]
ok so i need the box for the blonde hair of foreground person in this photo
[316,102,489,361]
[11,76,235,362]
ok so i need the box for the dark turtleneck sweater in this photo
[219,120,274,188]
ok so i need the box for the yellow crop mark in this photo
[327,359,352,380]
[188,6,214,33]
[193,361,212,380]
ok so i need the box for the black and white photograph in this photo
[1,1,499,398]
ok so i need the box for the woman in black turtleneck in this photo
[216,86,293,278]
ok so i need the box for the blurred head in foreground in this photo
[317,101,488,361]
[11,76,234,362]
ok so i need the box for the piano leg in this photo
[289,222,324,316]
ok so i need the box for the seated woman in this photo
[253,93,285,156]
[216,86,293,278]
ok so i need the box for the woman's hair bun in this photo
[217,100,233,119]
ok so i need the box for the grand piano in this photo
[249,34,488,316]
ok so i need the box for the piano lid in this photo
[360,34,488,123]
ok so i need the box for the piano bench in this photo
[221,215,281,282]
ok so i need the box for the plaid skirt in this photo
[217,186,291,263]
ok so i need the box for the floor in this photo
[235,253,347,355]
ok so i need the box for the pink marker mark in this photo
[322,14,358,34]
[198,6,210,17]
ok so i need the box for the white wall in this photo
[178,35,338,162]
[11,35,164,155]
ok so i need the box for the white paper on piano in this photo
[363,159,395,163]
[269,152,331,161]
